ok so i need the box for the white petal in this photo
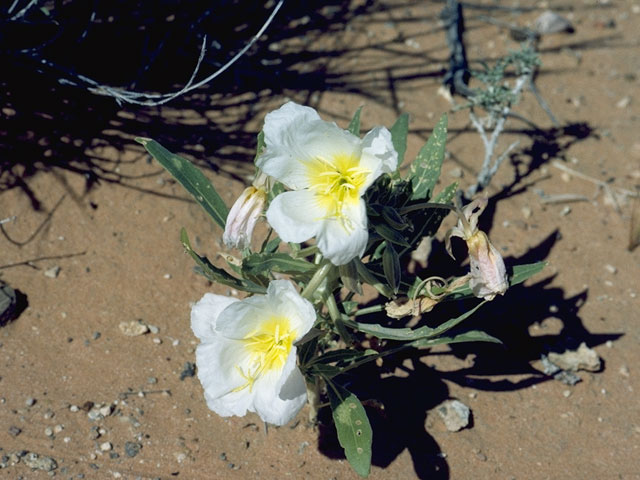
[252,348,307,425]
[316,200,368,265]
[266,280,316,340]
[214,295,272,339]
[190,293,239,341]
[265,190,324,243]
[258,102,361,190]
[195,340,251,415]
[359,126,398,190]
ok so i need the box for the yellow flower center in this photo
[306,154,370,231]
[234,316,295,392]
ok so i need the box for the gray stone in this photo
[436,399,471,432]
[548,342,601,372]
[22,452,57,472]
[124,442,141,458]
[0,282,17,326]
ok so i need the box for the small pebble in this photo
[619,365,630,377]
[605,264,617,274]
[521,206,532,219]
[616,96,631,109]
[563,390,571,398]
[69,405,79,413]
[54,424,64,434]
[163,274,172,279]
[147,377,158,385]
[100,442,112,452]
[560,206,571,216]
[172,339,180,347]
[44,266,61,278]
[119,320,149,337]
[25,397,36,407]
[124,442,141,458]
[63,436,71,443]
[8,426,21,436]
[152,338,162,345]
[148,325,159,334]
[44,427,53,437]
[99,405,112,417]
[606,340,613,348]
[549,305,559,314]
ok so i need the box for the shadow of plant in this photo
[316,230,621,479]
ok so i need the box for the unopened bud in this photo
[223,186,267,250]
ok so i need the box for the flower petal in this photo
[316,199,368,265]
[258,102,361,190]
[265,190,324,243]
[252,347,307,425]
[195,340,253,417]
[359,126,398,190]
[190,293,239,341]
[266,280,316,341]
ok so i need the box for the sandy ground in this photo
[1,1,640,479]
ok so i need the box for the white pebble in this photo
[604,264,617,274]
[606,340,613,348]
[99,405,112,417]
[63,436,71,443]
[44,266,61,278]
[44,427,53,437]
[153,338,162,345]
[69,405,79,412]
[163,273,172,279]
[619,365,630,377]
[100,442,112,451]
[54,424,64,434]
[563,390,571,398]
[172,339,180,346]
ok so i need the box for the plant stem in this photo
[354,304,386,317]
[301,261,333,300]
[294,245,320,258]
[399,202,457,215]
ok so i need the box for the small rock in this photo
[559,206,571,216]
[118,320,149,337]
[448,167,463,179]
[44,266,61,278]
[99,405,112,417]
[22,452,57,472]
[148,325,159,334]
[0,282,17,326]
[44,427,53,437]
[619,365,630,377]
[25,397,36,407]
[616,96,631,109]
[534,10,574,35]
[53,424,64,434]
[180,362,196,381]
[521,206,532,219]
[547,342,601,372]
[152,337,162,345]
[563,390,571,398]
[69,405,79,412]
[8,426,22,436]
[147,377,158,385]
[99,442,112,452]
[436,399,471,432]
[124,442,141,458]
[604,264,617,274]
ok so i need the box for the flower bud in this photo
[445,197,508,300]
[222,186,267,250]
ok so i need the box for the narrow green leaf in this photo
[327,382,373,478]
[180,228,266,294]
[382,244,401,294]
[509,261,547,286]
[381,206,408,230]
[409,114,448,200]
[348,106,364,136]
[412,329,502,347]
[136,138,229,229]
[354,259,394,299]
[308,348,375,366]
[390,113,409,167]
[374,223,410,247]
[242,252,315,276]
[253,131,266,163]
[339,261,362,295]
[262,236,281,254]
[345,301,485,341]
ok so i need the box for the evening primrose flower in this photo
[256,101,398,266]
[222,173,268,250]
[190,280,315,425]
[445,197,508,300]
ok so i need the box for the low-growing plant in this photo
[137,102,544,477]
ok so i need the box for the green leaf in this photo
[412,329,502,347]
[136,138,229,229]
[374,223,410,247]
[180,228,266,294]
[381,206,408,230]
[309,348,376,366]
[382,244,401,294]
[348,106,364,136]
[242,252,315,276]
[253,131,265,163]
[339,261,362,295]
[262,235,281,254]
[409,114,448,201]
[390,113,409,167]
[327,382,373,478]
[509,261,547,286]
[344,301,486,341]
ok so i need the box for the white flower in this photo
[191,280,315,425]
[446,197,508,300]
[222,185,267,250]
[256,102,398,266]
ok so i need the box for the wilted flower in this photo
[256,101,398,266]
[446,197,508,300]
[190,280,315,425]
[222,174,268,250]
